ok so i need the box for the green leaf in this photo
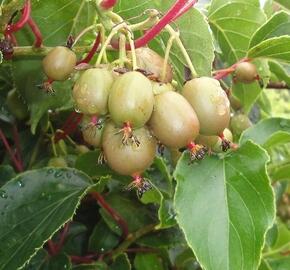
[209,0,266,65]
[268,257,290,270]
[0,165,15,187]
[88,220,119,253]
[99,193,156,236]
[174,141,275,270]
[134,253,164,270]
[0,167,93,270]
[110,253,131,270]
[248,36,290,63]
[270,163,290,182]
[232,81,262,113]
[259,260,272,270]
[137,227,186,248]
[250,11,290,49]
[240,117,290,147]
[268,61,290,86]
[40,253,72,270]
[22,249,48,270]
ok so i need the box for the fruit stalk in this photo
[27,17,43,47]
[213,57,251,80]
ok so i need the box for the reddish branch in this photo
[0,128,23,172]
[5,0,31,34]
[27,17,43,47]
[77,33,101,65]
[213,58,251,80]
[100,0,118,9]
[54,112,83,143]
[91,192,129,239]
[111,0,197,50]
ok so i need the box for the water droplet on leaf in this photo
[17,180,25,188]
[0,190,8,199]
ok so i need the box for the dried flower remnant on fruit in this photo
[187,142,207,162]
[126,175,152,198]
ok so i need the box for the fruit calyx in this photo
[187,141,208,162]
[127,174,152,198]
[116,121,140,147]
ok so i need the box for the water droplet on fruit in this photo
[0,190,8,199]
[17,180,25,188]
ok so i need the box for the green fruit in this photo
[152,82,174,95]
[133,47,173,83]
[149,91,200,148]
[108,71,154,128]
[73,68,114,115]
[6,89,29,120]
[235,62,258,84]
[42,46,77,81]
[48,157,68,167]
[182,77,230,136]
[196,134,219,149]
[212,128,233,153]
[230,114,252,136]
[75,145,90,154]
[102,121,156,176]
[81,116,104,147]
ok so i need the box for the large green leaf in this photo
[240,117,290,147]
[208,0,260,14]
[249,11,290,49]
[174,141,275,270]
[248,36,290,63]
[268,257,290,270]
[0,168,93,270]
[208,0,266,65]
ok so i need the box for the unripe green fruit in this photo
[212,128,233,153]
[182,77,230,136]
[152,82,174,95]
[149,91,200,148]
[230,114,252,136]
[108,71,154,128]
[6,89,29,120]
[235,62,258,84]
[42,46,77,81]
[48,157,68,167]
[76,145,90,154]
[81,116,104,147]
[73,68,114,115]
[196,134,219,149]
[102,121,156,176]
[133,47,173,83]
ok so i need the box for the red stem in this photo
[0,129,23,172]
[213,58,251,80]
[55,223,70,253]
[100,0,117,9]
[27,17,43,47]
[5,0,31,34]
[54,112,83,143]
[172,0,197,20]
[47,240,58,256]
[12,125,24,171]
[111,0,193,50]
[70,255,94,264]
[91,192,129,239]
[77,33,101,65]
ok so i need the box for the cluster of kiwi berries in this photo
[42,45,257,196]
